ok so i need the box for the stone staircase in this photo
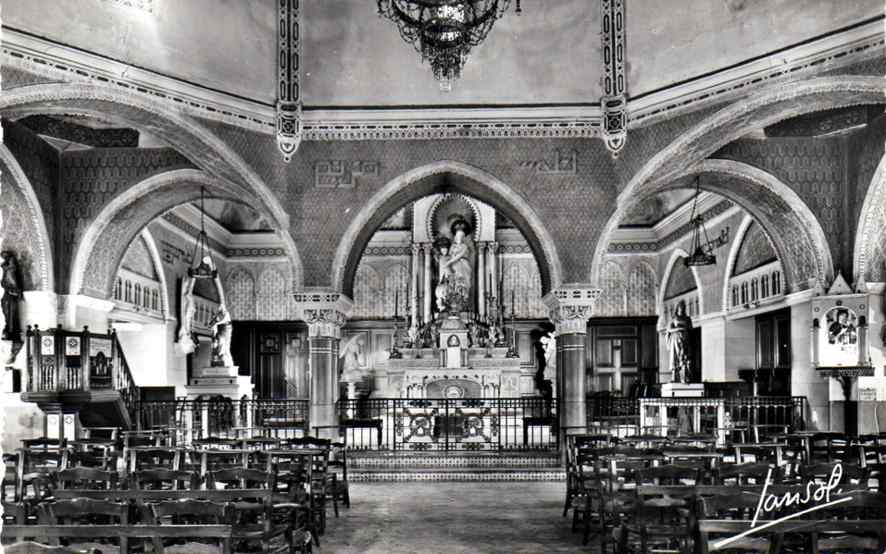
[348,451,565,482]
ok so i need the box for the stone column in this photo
[410,244,420,330]
[293,292,352,438]
[423,243,432,323]
[544,287,601,435]
[489,242,499,300]
[477,242,487,319]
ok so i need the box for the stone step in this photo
[349,454,561,470]
[350,467,566,482]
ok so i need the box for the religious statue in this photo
[438,219,475,313]
[1,251,22,343]
[176,274,198,355]
[666,300,694,383]
[433,236,453,314]
[339,334,367,383]
[209,304,234,367]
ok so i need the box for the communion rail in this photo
[135,398,310,444]
[335,396,558,452]
[585,395,807,438]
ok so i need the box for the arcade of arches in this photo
[1,2,886,551]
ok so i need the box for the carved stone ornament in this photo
[294,290,353,339]
[303,309,347,338]
[277,0,302,162]
[543,287,602,335]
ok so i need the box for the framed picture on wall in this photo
[811,275,872,371]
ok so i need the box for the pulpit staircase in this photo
[20,326,139,431]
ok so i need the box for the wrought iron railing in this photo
[336,396,558,452]
[135,398,310,445]
[585,394,807,434]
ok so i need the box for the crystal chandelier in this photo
[377,0,521,90]
[188,187,218,279]
[684,177,728,267]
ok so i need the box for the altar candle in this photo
[394,289,399,319]
[511,290,515,317]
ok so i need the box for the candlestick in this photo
[511,290,515,318]
[394,289,399,319]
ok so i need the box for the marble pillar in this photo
[478,242,487,318]
[293,292,352,439]
[489,242,499,300]
[544,287,601,434]
[423,243,432,323]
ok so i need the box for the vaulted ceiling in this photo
[3,0,880,108]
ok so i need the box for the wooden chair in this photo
[2,542,99,554]
[146,499,233,554]
[130,469,199,491]
[811,432,854,463]
[280,438,338,525]
[615,486,696,554]
[208,468,310,554]
[810,520,886,554]
[801,462,869,490]
[53,467,118,491]
[124,447,181,473]
[697,493,778,554]
[327,439,350,509]
[39,497,129,554]
[715,462,776,486]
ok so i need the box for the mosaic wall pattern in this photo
[226,267,256,320]
[0,160,42,290]
[664,258,698,300]
[626,262,658,316]
[120,235,157,279]
[595,261,627,317]
[352,259,409,320]
[733,221,778,276]
[500,258,546,319]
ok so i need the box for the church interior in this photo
[1,1,886,552]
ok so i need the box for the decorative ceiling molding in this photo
[608,199,739,254]
[276,0,302,162]
[1,27,275,133]
[628,17,885,129]
[600,0,627,158]
[2,17,882,141]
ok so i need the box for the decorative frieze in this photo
[226,248,287,258]
[518,149,578,176]
[314,160,380,189]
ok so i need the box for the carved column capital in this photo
[411,243,422,256]
[293,290,353,339]
[543,286,602,335]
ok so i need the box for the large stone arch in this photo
[331,161,563,298]
[854,150,886,284]
[593,75,883,289]
[0,82,303,292]
[70,169,300,300]
[595,160,833,294]
[0,144,54,291]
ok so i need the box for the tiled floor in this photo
[322,481,591,553]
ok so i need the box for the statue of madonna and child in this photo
[433,219,475,315]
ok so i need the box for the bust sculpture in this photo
[339,334,366,383]
[1,251,22,343]
[667,300,694,383]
